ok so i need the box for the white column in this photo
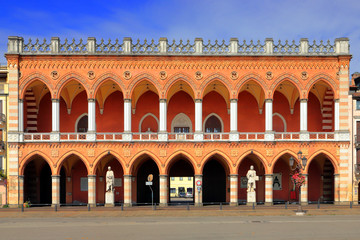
[265,174,273,205]
[195,99,202,132]
[230,99,238,132]
[334,99,340,131]
[265,99,273,132]
[52,99,60,132]
[124,175,132,206]
[194,175,203,206]
[88,99,96,132]
[124,99,132,132]
[300,99,308,132]
[51,175,60,207]
[88,175,96,207]
[18,99,24,132]
[300,174,308,205]
[159,99,167,132]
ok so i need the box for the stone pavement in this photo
[1,204,360,218]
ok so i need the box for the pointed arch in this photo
[20,72,54,99]
[92,150,127,175]
[128,73,161,97]
[164,73,197,100]
[91,72,125,98]
[200,150,231,174]
[55,72,90,99]
[129,151,163,175]
[236,150,268,174]
[203,113,224,132]
[270,73,302,99]
[236,73,268,95]
[55,151,90,175]
[269,150,299,173]
[165,150,197,175]
[20,151,54,175]
[171,113,192,132]
[139,113,159,132]
[305,150,339,174]
[200,73,232,100]
[306,73,338,99]
[273,112,287,132]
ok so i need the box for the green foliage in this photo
[2,204,9,208]
[0,169,6,179]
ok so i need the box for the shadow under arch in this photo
[164,73,197,100]
[200,151,231,174]
[55,72,90,99]
[165,151,197,175]
[20,151,54,176]
[269,73,302,99]
[306,73,338,99]
[128,73,161,97]
[20,73,54,99]
[92,150,127,175]
[55,151,90,175]
[91,72,126,98]
[236,150,268,174]
[128,151,162,175]
[269,149,299,173]
[236,73,268,96]
[305,150,338,174]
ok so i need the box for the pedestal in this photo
[247,191,256,206]
[105,192,114,207]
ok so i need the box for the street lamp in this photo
[289,150,308,214]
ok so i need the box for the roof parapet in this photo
[7,37,350,56]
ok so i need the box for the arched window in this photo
[75,114,88,132]
[171,113,192,133]
[204,114,223,133]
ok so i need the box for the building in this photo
[4,36,353,207]
[0,63,8,205]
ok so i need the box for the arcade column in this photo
[301,174,308,205]
[51,175,60,207]
[194,174,203,206]
[265,174,273,205]
[159,175,168,206]
[123,175,132,207]
[87,175,96,207]
[229,174,238,206]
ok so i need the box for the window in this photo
[179,177,183,181]
[170,188,176,193]
[171,177,175,181]
[357,100,360,110]
[188,177,192,181]
[174,127,190,133]
[205,115,222,133]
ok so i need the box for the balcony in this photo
[13,131,345,143]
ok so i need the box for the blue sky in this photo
[1,0,360,73]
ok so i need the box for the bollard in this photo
[21,204,24,212]
[317,200,320,209]
[252,202,255,210]
[285,201,288,209]
[55,204,57,212]
[350,201,353,209]
[187,203,190,211]
[153,204,156,211]
[88,204,91,211]
[121,203,124,211]
[220,202,222,210]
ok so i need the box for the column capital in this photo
[195,99,202,103]
[19,175,24,179]
[51,98,60,103]
[230,98,238,103]
[123,174,133,177]
[334,173,340,177]
[87,175,96,178]
[334,98,340,103]
[124,98,131,102]
[159,174,168,178]
[88,98,96,102]
[194,174,203,177]
[51,175,60,178]
[300,98,308,102]
[265,98,273,102]
[229,174,238,177]
[264,174,273,177]
[18,98,24,103]
[159,98,167,103]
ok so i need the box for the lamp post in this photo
[289,150,307,213]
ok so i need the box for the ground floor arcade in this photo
[6,141,351,206]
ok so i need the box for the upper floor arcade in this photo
[5,37,352,143]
